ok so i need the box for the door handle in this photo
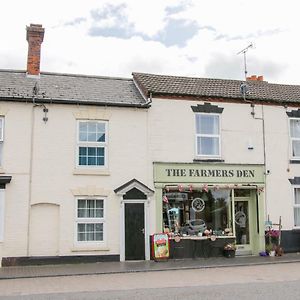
[141,228,145,234]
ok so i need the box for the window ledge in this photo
[193,159,225,163]
[73,169,110,176]
[290,160,300,164]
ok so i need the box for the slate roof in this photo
[133,72,300,104]
[0,70,147,107]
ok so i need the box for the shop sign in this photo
[152,233,170,260]
[154,163,264,184]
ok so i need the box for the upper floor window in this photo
[77,120,108,167]
[195,113,220,157]
[0,117,4,166]
[290,118,300,159]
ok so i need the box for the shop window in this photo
[75,198,105,242]
[77,120,108,167]
[163,189,232,236]
[195,113,220,157]
[290,118,300,159]
[293,188,300,227]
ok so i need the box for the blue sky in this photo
[1,0,299,84]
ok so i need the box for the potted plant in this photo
[223,243,236,258]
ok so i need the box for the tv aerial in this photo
[237,43,254,81]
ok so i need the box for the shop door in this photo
[234,198,252,255]
[125,203,145,260]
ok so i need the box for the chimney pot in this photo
[26,24,45,76]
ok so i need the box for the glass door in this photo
[234,198,252,255]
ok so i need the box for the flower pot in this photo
[223,249,235,258]
[269,250,275,257]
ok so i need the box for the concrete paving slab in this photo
[1,253,300,280]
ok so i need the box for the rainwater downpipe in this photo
[26,102,36,256]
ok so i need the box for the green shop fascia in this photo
[153,162,266,256]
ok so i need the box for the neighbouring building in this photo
[0,24,300,266]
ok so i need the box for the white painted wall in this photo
[148,98,299,231]
[0,102,155,264]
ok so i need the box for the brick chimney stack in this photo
[26,24,45,76]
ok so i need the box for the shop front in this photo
[153,163,265,258]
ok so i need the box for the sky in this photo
[1,0,300,84]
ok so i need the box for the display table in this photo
[169,236,236,259]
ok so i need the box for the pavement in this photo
[1,253,300,280]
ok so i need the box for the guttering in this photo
[0,96,150,108]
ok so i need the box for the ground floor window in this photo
[163,188,233,236]
[293,187,300,227]
[76,198,105,242]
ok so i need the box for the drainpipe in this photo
[26,103,35,256]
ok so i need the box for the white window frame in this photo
[0,190,4,242]
[289,118,300,160]
[76,120,108,168]
[293,186,300,228]
[195,113,221,158]
[0,117,4,142]
[74,197,106,245]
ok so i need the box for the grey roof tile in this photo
[0,70,147,107]
[132,72,300,104]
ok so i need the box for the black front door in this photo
[125,203,145,260]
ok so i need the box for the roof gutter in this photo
[0,96,150,109]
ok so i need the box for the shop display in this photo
[162,188,232,238]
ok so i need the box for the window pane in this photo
[196,115,219,135]
[79,122,88,131]
[295,189,300,205]
[197,136,219,155]
[79,132,87,142]
[291,119,300,138]
[97,148,104,156]
[294,207,300,226]
[88,122,97,132]
[96,200,103,208]
[95,232,103,241]
[97,123,105,132]
[78,232,86,241]
[292,140,300,157]
[95,208,103,218]
[79,147,87,155]
[88,132,97,142]
[79,156,87,165]
[78,200,86,208]
[97,133,105,142]
[96,223,103,232]
[86,223,94,232]
[88,147,96,156]
[88,157,96,165]
[78,223,85,232]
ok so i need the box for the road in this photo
[0,262,300,299]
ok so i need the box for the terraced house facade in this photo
[0,24,300,266]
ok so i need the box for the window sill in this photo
[71,246,110,252]
[193,158,225,163]
[73,169,110,176]
[290,160,300,164]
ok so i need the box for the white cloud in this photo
[1,0,300,84]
